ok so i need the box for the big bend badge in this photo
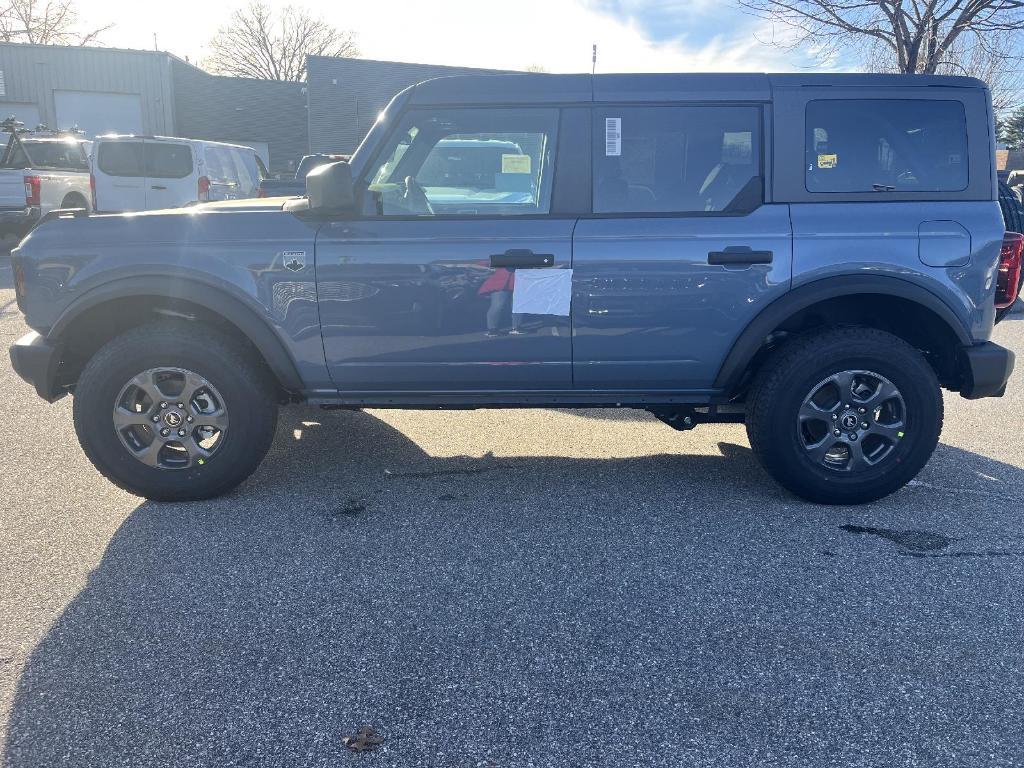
[282,250,306,272]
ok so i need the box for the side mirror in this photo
[306,160,355,213]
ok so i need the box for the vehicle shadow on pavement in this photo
[4,408,1024,767]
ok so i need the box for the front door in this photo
[573,105,792,390]
[316,106,574,392]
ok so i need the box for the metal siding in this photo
[306,57,513,154]
[0,43,173,134]
[171,59,307,176]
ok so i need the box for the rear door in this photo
[144,140,195,209]
[204,145,241,202]
[572,104,792,390]
[93,139,146,212]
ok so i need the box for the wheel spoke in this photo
[129,372,164,407]
[113,406,150,431]
[846,440,869,471]
[866,421,905,442]
[833,370,856,402]
[196,408,229,431]
[132,438,164,468]
[180,436,212,467]
[180,371,209,406]
[799,401,835,423]
[805,436,840,464]
[862,378,901,407]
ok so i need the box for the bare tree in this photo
[861,28,1024,109]
[0,0,112,45]
[204,2,358,81]
[740,0,1024,76]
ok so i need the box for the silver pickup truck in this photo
[0,129,92,243]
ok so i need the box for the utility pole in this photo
[592,44,597,74]
[153,32,158,51]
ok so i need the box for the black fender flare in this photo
[48,276,305,392]
[714,275,972,393]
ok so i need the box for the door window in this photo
[593,106,761,214]
[805,100,968,193]
[363,108,559,217]
[97,141,144,176]
[145,143,193,179]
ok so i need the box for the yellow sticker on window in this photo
[817,153,838,169]
[501,154,531,174]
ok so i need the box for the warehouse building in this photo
[0,42,512,175]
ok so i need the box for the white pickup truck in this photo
[0,129,92,244]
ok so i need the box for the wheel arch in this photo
[716,275,972,396]
[49,276,305,394]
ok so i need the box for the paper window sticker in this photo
[605,117,621,156]
[511,268,573,316]
[501,154,531,174]
[817,153,838,169]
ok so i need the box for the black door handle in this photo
[490,249,555,268]
[707,249,773,266]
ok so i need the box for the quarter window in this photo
[363,108,558,217]
[592,106,762,214]
[806,99,968,193]
[145,143,193,179]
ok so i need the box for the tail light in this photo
[24,175,40,207]
[996,232,1023,309]
[12,252,26,312]
[197,175,210,202]
[90,172,97,211]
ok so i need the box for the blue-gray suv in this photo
[8,73,1019,504]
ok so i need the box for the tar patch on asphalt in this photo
[331,500,366,518]
[342,726,385,753]
[840,524,1021,558]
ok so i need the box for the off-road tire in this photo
[73,322,278,501]
[746,327,943,505]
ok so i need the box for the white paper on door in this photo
[511,268,573,316]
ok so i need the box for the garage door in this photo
[0,102,40,130]
[54,91,143,137]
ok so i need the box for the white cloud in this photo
[77,0,812,73]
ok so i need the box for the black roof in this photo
[406,72,987,105]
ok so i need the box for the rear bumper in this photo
[8,331,65,402]
[0,207,39,238]
[959,341,1015,399]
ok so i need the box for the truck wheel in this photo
[73,323,278,501]
[746,328,943,505]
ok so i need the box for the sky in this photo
[74,0,834,74]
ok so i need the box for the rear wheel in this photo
[73,323,278,501]
[746,328,943,505]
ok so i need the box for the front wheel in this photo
[746,328,944,505]
[73,323,278,501]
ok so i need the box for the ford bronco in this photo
[8,73,1018,504]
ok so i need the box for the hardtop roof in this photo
[406,72,987,106]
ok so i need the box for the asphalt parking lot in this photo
[1,257,1023,767]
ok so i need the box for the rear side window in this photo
[592,106,762,214]
[806,100,968,193]
[98,141,144,176]
[22,141,88,170]
[146,143,193,179]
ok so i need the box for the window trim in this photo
[803,97,969,195]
